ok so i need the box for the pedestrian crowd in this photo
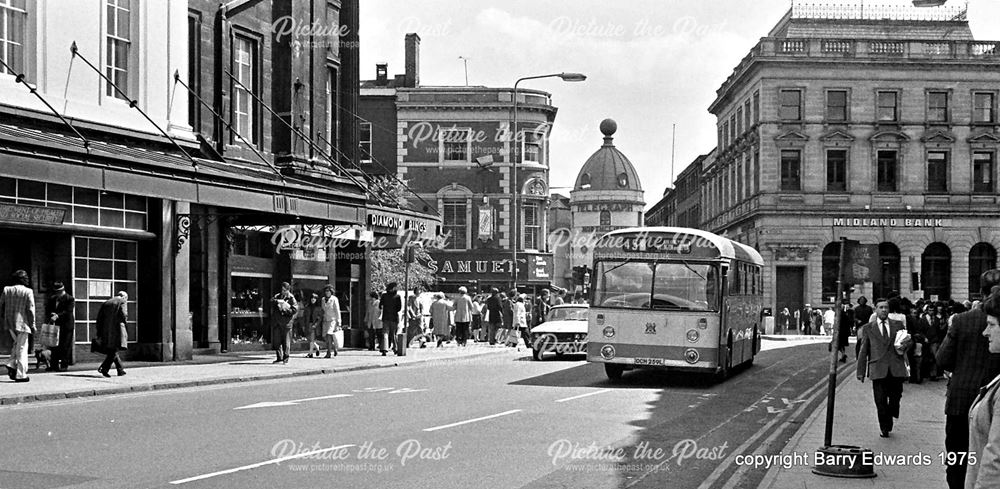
[845,270,1000,489]
[360,284,586,356]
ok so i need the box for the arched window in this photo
[874,242,901,301]
[922,242,951,300]
[617,172,629,187]
[821,242,840,301]
[969,243,997,299]
[579,173,591,189]
[599,210,611,226]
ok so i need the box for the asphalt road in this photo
[0,340,849,489]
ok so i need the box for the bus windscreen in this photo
[593,260,719,311]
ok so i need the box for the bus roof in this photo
[596,227,765,266]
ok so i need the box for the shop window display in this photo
[230,276,271,347]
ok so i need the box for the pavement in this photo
[0,341,514,405]
[761,359,951,488]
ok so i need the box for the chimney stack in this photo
[376,63,388,86]
[404,33,420,88]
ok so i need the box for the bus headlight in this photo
[684,349,700,364]
[686,329,700,343]
[600,345,616,360]
[603,326,615,338]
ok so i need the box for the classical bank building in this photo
[703,2,1000,316]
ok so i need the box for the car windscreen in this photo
[546,307,588,321]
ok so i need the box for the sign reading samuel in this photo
[831,218,947,227]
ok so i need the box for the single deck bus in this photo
[587,227,765,381]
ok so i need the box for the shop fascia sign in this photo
[430,258,518,275]
[574,203,641,212]
[831,217,948,227]
[367,212,428,235]
[0,203,65,225]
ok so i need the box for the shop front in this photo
[0,177,159,363]
[428,250,554,298]
[222,223,370,352]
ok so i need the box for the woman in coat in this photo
[366,291,381,351]
[966,291,1000,488]
[304,293,323,358]
[95,291,128,377]
[429,292,453,347]
[321,285,341,358]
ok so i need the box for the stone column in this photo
[159,200,175,361]
[174,201,193,360]
[206,206,221,351]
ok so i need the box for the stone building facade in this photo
[704,3,1000,320]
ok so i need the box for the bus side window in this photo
[742,264,748,296]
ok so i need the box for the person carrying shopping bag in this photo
[321,286,341,358]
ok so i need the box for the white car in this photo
[529,304,589,361]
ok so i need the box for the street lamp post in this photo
[510,72,586,292]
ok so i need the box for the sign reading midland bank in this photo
[829,217,949,227]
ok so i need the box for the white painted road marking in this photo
[422,409,523,432]
[555,389,612,403]
[169,444,356,484]
[233,394,353,410]
[389,388,428,394]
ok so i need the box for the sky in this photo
[358,0,1000,209]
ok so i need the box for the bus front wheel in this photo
[605,364,625,381]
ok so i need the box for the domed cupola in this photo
[574,119,642,192]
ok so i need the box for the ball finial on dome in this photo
[599,119,617,137]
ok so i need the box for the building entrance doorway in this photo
[775,266,805,333]
[0,230,69,353]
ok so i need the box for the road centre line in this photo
[555,389,613,403]
[422,409,523,432]
[169,444,356,485]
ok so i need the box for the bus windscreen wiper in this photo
[678,258,706,281]
[602,258,635,276]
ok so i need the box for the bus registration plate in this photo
[634,357,666,366]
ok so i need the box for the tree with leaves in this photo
[367,174,407,208]
[368,246,437,294]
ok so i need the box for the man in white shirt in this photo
[822,307,836,336]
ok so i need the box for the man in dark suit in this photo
[46,282,75,371]
[936,269,1000,489]
[857,298,911,437]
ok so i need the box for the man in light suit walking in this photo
[857,298,911,438]
[2,270,36,382]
